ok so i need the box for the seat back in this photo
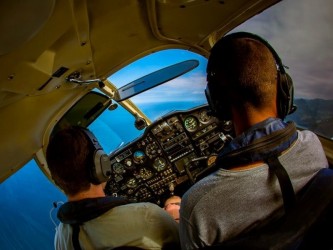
[204,168,333,250]
[112,247,145,250]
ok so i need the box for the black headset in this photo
[205,32,296,121]
[80,128,111,184]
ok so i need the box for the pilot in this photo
[46,127,180,250]
[164,195,181,223]
[179,32,329,249]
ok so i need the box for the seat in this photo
[112,247,145,250]
[204,168,333,250]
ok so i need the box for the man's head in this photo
[205,32,294,122]
[164,196,181,222]
[46,127,102,196]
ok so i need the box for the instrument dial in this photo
[198,110,211,124]
[146,142,159,158]
[184,115,198,132]
[124,157,135,171]
[223,120,233,132]
[126,178,137,188]
[153,157,167,172]
[133,150,146,164]
[112,162,125,174]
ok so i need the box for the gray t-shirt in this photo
[179,130,328,249]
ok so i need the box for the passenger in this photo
[179,32,328,249]
[46,127,180,250]
[163,195,181,223]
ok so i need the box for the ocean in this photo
[0,161,66,249]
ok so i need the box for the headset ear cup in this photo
[92,149,109,184]
[206,82,231,121]
[79,127,110,184]
[205,84,217,116]
[277,72,294,119]
[285,73,295,115]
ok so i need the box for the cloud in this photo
[234,0,333,100]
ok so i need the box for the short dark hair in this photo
[46,127,94,196]
[207,37,278,110]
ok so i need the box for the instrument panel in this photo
[104,105,234,205]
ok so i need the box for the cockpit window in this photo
[85,49,209,152]
[109,49,208,121]
[89,102,143,153]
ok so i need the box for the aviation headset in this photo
[79,127,111,184]
[205,32,296,121]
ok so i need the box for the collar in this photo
[217,118,298,168]
[57,196,129,225]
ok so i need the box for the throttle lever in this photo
[184,156,209,185]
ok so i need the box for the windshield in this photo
[88,49,208,153]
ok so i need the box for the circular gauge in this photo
[124,158,134,169]
[133,150,146,164]
[207,155,218,167]
[184,115,199,132]
[198,110,211,124]
[139,167,153,180]
[223,120,233,132]
[153,157,167,172]
[112,162,125,174]
[145,143,159,158]
[126,178,137,188]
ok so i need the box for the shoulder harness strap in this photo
[266,157,296,212]
[217,122,298,213]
